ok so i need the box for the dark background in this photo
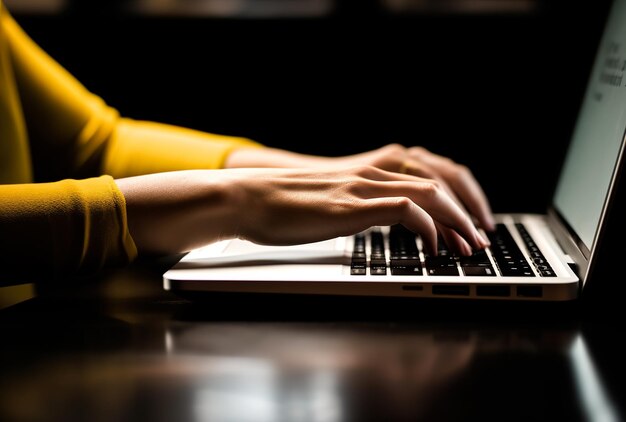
[8,0,614,212]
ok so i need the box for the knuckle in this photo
[379,143,406,158]
[344,178,370,196]
[333,197,359,215]
[352,164,378,177]
[393,197,414,213]
[383,143,405,153]
[428,179,442,189]
[452,163,471,180]
[420,181,441,198]
[457,163,471,175]
[420,169,435,179]
[408,146,429,156]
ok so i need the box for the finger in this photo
[401,161,468,214]
[354,165,422,182]
[351,166,473,230]
[445,168,495,231]
[352,166,486,240]
[357,197,439,255]
[355,165,446,185]
[355,163,460,207]
[408,149,495,231]
[408,146,448,164]
[397,158,435,178]
[436,222,473,256]
[353,180,489,251]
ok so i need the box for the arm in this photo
[1,8,491,279]
[5,11,494,232]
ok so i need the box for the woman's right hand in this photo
[115,166,489,256]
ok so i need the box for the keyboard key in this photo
[515,223,556,277]
[425,240,458,275]
[370,256,387,267]
[500,266,534,277]
[354,234,366,253]
[351,252,366,263]
[459,250,491,267]
[389,225,422,275]
[351,234,367,275]
[427,266,460,276]
[390,257,420,265]
[425,256,456,266]
[391,265,422,275]
[370,229,385,253]
[351,265,366,275]
[463,265,496,276]
[349,223,556,279]
[487,224,535,277]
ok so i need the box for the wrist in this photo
[115,170,241,255]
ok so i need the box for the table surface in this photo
[0,257,624,422]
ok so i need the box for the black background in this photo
[11,0,614,212]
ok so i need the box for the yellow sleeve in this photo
[0,176,137,281]
[103,119,261,178]
[4,10,262,180]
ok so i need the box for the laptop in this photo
[164,0,626,301]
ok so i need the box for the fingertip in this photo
[424,236,438,257]
[482,215,496,232]
[462,242,473,257]
[469,231,489,251]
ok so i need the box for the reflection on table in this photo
[0,272,621,422]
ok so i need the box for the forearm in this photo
[115,170,240,255]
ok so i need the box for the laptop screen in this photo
[553,0,626,251]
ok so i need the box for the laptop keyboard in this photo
[350,224,556,277]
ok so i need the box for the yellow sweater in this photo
[0,2,261,284]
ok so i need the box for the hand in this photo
[115,167,489,256]
[335,144,495,232]
[226,143,495,252]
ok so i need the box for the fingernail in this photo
[463,242,473,256]
[477,231,490,248]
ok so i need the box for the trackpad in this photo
[177,238,349,269]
